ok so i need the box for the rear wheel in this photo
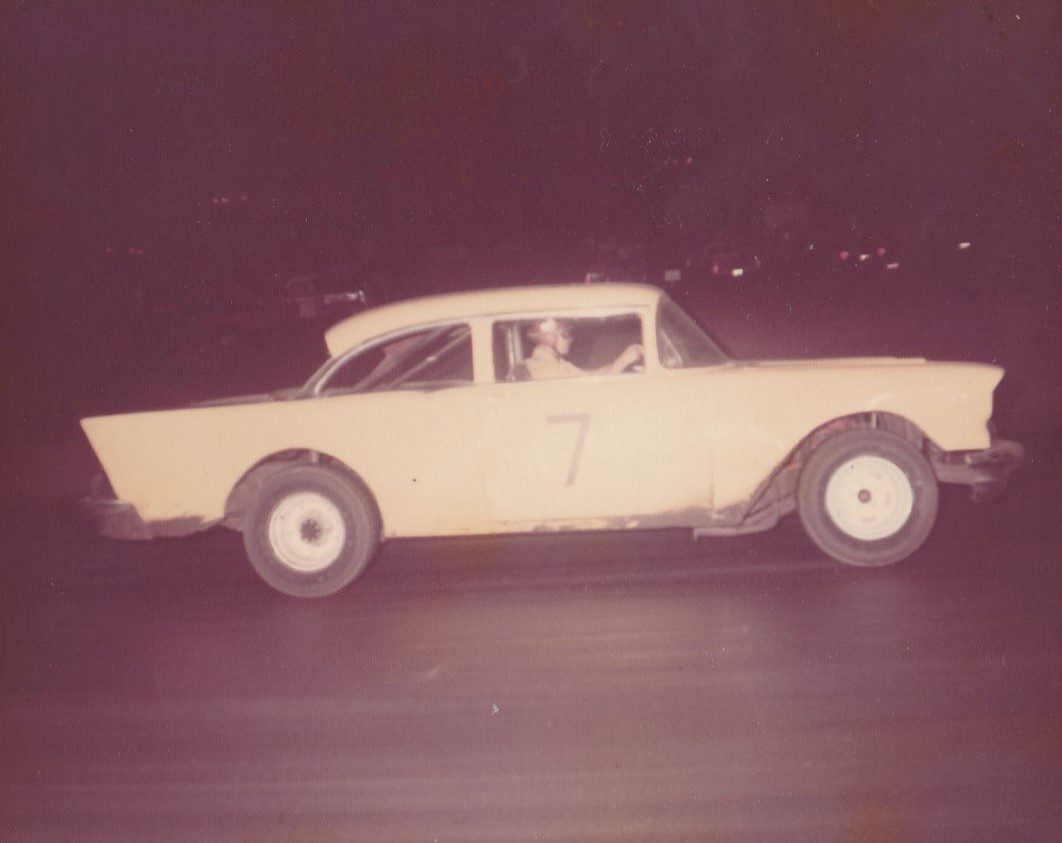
[243,464,380,597]
[798,428,938,567]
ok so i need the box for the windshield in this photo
[656,297,728,368]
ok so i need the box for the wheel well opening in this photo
[799,412,931,459]
[222,450,378,531]
[744,412,935,523]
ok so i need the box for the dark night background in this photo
[2,1,1060,419]
[1,2,1061,840]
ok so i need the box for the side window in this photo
[321,324,472,394]
[492,313,643,382]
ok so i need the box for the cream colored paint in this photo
[479,373,710,525]
[83,389,493,537]
[82,283,1002,539]
[668,359,999,508]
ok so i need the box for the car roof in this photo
[323,282,663,357]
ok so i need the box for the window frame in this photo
[489,307,651,384]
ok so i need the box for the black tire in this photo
[242,464,380,597]
[797,428,938,567]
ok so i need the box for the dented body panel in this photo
[81,283,1013,542]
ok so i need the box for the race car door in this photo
[481,313,711,528]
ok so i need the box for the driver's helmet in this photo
[526,317,575,343]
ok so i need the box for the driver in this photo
[523,317,643,380]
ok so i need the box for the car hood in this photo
[693,355,1004,455]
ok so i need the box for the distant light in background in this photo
[859,253,870,262]
[876,246,887,256]
[958,241,971,250]
[808,243,815,250]
[886,262,900,270]
[731,268,744,278]
[838,250,850,261]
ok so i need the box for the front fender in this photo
[703,361,1003,509]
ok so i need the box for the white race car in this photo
[82,283,1023,596]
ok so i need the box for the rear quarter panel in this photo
[81,390,489,537]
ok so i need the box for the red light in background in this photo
[876,246,886,256]
[838,251,850,261]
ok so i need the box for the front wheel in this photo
[797,428,938,567]
[243,465,380,597]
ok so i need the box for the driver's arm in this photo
[593,343,644,376]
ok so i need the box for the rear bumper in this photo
[932,439,1025,502]
[79,495,213,539]
[79,496,153,540]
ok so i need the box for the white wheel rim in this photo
[824,455,915,541]
[267,492,346,573]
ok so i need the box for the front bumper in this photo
[932,439,1025,502]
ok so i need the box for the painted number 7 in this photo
[546,413,590,486]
